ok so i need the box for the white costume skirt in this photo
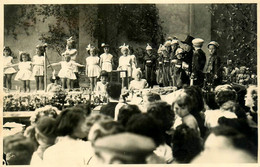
[32,65,44,76]
[4,67,16,75]
[87,65,101,77]
[102,62,112,72]
[14,70,34,81]
[58,69,76,80]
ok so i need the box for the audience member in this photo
[4,133,35,165]
[93,132,156,164]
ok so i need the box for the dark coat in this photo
[192,49,206,87]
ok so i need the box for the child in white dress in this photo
[128,46,137,70]
[32,45,45,91]
[86,45,101,91]
[95,70,109,102]
[62,37,79,88]
[172,89,200,135]
[48,54,84,90]
[3,46,16,90]
[129,68,148,91]
[117,44,132,87]
[14,52,34,92]
[100,43,113,72]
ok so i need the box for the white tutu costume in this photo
[63,49,78,73]
[14,62,34,81]
[100,53,113,72]
[3,56,16,74]
[32,55,44,76]
[58,61,77,80]
[86,56,101,77]
[117,55,132,77]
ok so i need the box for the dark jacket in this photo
[100,102,118,118]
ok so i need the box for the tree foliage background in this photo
[4,4,164,67]
[207,4,257,74]
[4,4,257,72]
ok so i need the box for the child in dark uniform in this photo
[143,44,156,88]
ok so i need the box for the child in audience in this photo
[172,89,200,135]
[43,107,92,166]
[30,117,57,165]
[3,133,35,165]
[171,124,203,163]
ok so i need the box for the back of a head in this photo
[88,119,125,143]
[35,116,57,144]
[210,125,257,157]
[30,105,60,125]
[194,125,257,163]
[144,92,161,102]
[94,132,156,164]
[171,124,203,163]
[126,113,164,146]
[55,107,88,137]
[147,101,174,132]
[118,104,141,127]
[215,85,237,107]
[85,114,113,138]
[184,86,204,114]
[4,133,35,165]
[106,82,122,100]
[74,102,92,116]
[232,83,247,105]
[218,117,257,146]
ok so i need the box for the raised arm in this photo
[48,62,61,68]
[4,63,18,68]
[72,62,85,67]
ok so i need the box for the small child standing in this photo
[143,44,156,88]
[48,54,84,90]
[32,45,45,91]
[128,46,137,70]
[86,45,101,91]
[3,46,16,90]
[100,43,113,72]
[172,89,200,135]
[62,37,79,88]
[14,52,34,92]
[117,44,132,87]
[171,48,190,88]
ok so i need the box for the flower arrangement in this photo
[3,88,97,112]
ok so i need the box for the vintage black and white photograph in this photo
[2,2,258,165]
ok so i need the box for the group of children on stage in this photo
[4,45,46,92]
[4,35,252,93]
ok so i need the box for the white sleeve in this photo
[114,103,126,121]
